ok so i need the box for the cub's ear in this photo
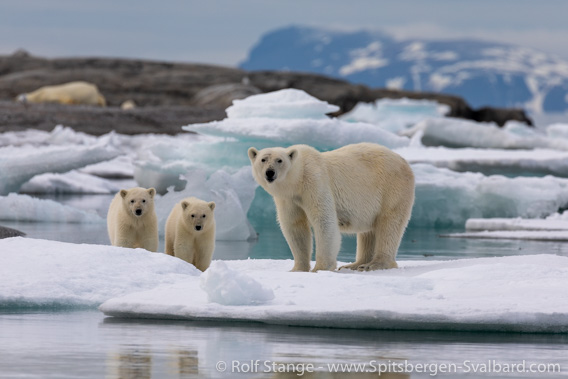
[288,148,298,161]
[181,201,190,210]
[248,147,258,162]
[147,188,156,198]
[120,189,128,198]
[208,201,216,211]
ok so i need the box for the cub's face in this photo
[181,200,215,232]
[121,187,156,218]
[248,147,297,188]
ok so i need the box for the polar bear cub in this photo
[107,187,158,252]
[248,143,415,272]
[165,197,216,271]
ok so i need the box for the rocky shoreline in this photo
[0,51,532,135]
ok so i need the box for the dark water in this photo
[1,194,568,378]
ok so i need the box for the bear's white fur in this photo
[107,187,158,252]
[248,143,415,272]
[16,81,106,106]
[165,197,216,271]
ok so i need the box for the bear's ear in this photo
[208,201,216,211]
[288,148,298,161]
[120,189,128,198]
[147,188,156,198]
[248,147,258,162]
[181,201,189,210]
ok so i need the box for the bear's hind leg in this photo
[339,230,375,271]
[357,209,409,271]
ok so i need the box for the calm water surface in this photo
[1,194,568,378]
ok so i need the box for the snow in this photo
[99,254,568,333]
[200,261,274,305]
[0,193,103,223]
[0,237,199,309]
[20,170,121,194]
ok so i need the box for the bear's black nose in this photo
[135,209,142,216]
[266,169,276,182]
[195,225,202,231]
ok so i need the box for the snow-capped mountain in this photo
[240,26,568,114]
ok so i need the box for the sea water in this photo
[1,194,567,378]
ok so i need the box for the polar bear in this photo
[248,143,415,272]
[16,81,106,106]
[107,187,158,252]
[165,197,216,271]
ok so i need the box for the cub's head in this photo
[120,187,156,218]
[248,146,297,189]
[181,198,216,232]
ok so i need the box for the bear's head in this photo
[248,146,298,190]
[181,198,216,232]
[120,187,156,218]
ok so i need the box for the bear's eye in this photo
[191,214,195,218]
[130,200,135,204]
[277,159,283,163]
[142,199,146,203]
[202,214,206,218]
[261,158,266,163]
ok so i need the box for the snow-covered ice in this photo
[0,237,565,332]
[466,215,568,231]
[442,230,568,242]
[341,97,449,133]
[20,170,121,194]
[0,237,199,309]
[409,117,568,150]
[184,89,410,150]
[0,193,104,223]
[100,254,568,333]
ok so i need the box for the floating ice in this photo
[226,88,339,119]
[341,97,449,133]
[200,261,274,305]
[465,216,568,231]
[411,164,568,227]
[157,167,258,241]
[0,237,199,309]
[184,89,409,150]
[397,146,568,177]
[0,193,104,223]
[100,255,568,333]
[410,118,568,150]
[0,139,120,195]
[20,171,120,194]
[442,230,568,241]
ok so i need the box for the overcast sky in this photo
[1,0,567,67]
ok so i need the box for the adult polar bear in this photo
[248,143,414,272]
[16,81,106,106]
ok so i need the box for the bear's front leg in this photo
[308,194,341,272]
[174,239,195,266]
[275,199,312,272]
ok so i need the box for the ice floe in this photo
[184,89,410,150]
[0,193,104,223]
[0,237,199,309]
[442,230,568,242]
[100,254,568,333]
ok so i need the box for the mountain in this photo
[240,26,568,114]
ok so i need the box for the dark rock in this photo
[0,53,532,134]
[0,225,25,239]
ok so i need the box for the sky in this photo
[1,0,568,67]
